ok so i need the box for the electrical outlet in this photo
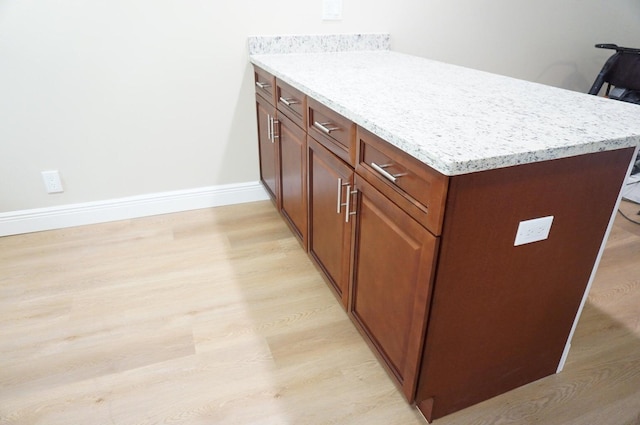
[514,216,554,246]
[322,0,343,20]
[41,170,64,194]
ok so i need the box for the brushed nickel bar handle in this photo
[345,186,357,223]
[371,162,406,183]
[313,121,339,134]
[267,114,272,141]
[279,97,299,106]
[272,117,279,140]
[337,180,350,214]
[256,81,271,89]
[344,185,351,223]
[336,178,343,213]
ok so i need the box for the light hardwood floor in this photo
[1,200,639,425]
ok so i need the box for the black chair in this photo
[588,44,640,105]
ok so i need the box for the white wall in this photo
[1,0,639,213]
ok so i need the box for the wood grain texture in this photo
[277,111,308,248]
[307,136,354,308]
[1,200,639,424]
[417,148,635,420]
[0,202,423,425]
[350,175,438,401]
[429,211,640,425]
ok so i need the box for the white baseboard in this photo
[556,342,571,373]
[0,182,269,237]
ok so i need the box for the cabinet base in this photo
[416,397,434,423]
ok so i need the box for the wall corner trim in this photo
[0,182,269,237]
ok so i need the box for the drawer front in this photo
[254,66,276,105]
[356,127,449,235]
[308,98,356,166]
[276,80,306,129]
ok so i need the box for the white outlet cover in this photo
[41,170,64,194]
[514,216,554,246]
[322,0,342,20]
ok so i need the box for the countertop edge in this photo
[249,52,640,176]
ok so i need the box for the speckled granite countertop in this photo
[249,35,640,176]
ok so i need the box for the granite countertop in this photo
[248,35,640,176]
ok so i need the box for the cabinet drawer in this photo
[254,66,276,105]
[356,127,449,235]
[276,80,306,129]
[308,98,356,167]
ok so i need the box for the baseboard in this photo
[556,342,571,373]
[0,182,269,237]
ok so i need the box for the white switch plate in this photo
[41,170,64,194]
[322,0,343,20]
[514,216,554,246]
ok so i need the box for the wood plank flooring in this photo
[1,200,639,425]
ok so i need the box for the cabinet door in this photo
[278,113,308,247]
[350,175,438,401]
[256,94,278,202]
[308,137,354,308]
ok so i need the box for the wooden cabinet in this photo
[255,67,444,405]
[254,66,308,248]
[254,66,276,105]
[414,147,635,421]
[345,127,445,401]
[255,93,278,202]
[349,174,439,401]
[278,112,307,245]
[308,98,356,167]
[276,79,306,128]
[252,64,635,423]
[307,136,354,308]
[305,97,357,307]
[356,127,449,236]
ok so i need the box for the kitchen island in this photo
[248,34,640,422]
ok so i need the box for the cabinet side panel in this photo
[416,148,635,420]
